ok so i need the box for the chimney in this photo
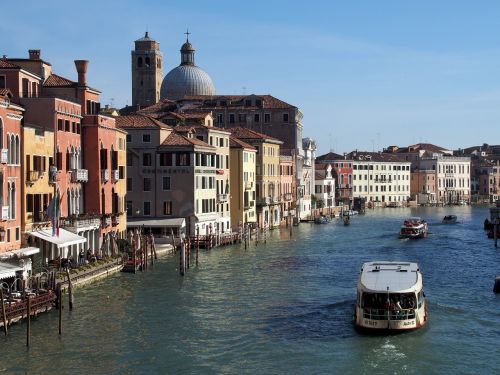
[74,60,89,86]
[29,49,41,60]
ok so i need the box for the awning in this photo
[0,262,23,280]
[127,218,186,228]
[28,229,87,248]
[0,247,39,260]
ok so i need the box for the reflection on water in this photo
[2,206,500,375]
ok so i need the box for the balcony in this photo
[71,169,88,183]
[245,181,253,190]
[1,206,8,221]
[283,193,293,201]
[217,194,228,203]
[26,170,40,184]
[0,149,7,164]
[257,197,271,206]
[60,214,101,230]
[101,169,109,182]
[111,169,119,182]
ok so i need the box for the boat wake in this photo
[261,299,356,340]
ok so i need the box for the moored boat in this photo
[342,210,358,216]
[400,217,428,239]
[314,215,329,224]
[354,261,428,332]
[442,215,457,224]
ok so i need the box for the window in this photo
[138,57,143,67]
[264,113,271,123]
[229,114,235,124]
[119,166,125,179]
[245,99,252,107]
[127,178,132,191]
[126,134,132,142]
[283,113,289,122]
[143,153,152,166]
[238,114,246,123]
[217,113,223,124]
[254,114,260,123]
[159,153,172,166]
[162,176,170,190]
[143,201,151,216]
[58,119,63,131]
[65,120,70,132]
[143,178,151,191]
[176,152,189,166]
[145,57,150,67]
[0,75,5,89]
[163,201,172,215]
[142,133,151,142]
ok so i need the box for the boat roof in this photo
[359,261,422,293]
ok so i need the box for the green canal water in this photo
[2,206,499,374]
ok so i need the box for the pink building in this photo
[0,89,24,252]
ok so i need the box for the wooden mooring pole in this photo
[1,288,8,336]
[26,296,31,347]
[65,268,74,310]
[58,286,63,335]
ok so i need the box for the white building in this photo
[314,164,336,210]
[297,138,316,219]
[348,151,411,205]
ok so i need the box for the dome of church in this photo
[160,38,215,100]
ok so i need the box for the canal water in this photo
[2,206,499,374]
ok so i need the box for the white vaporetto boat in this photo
[354,261,428,332]
[400,217,428,239]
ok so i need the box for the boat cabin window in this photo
[361,292,417,310]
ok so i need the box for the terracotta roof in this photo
[0,60,20,69]
[43,74,75,87]
[230,136,256,150]
[407,143,450,153]
[181,95,296,109]
[316,151,348,161]
[136,99,178,115]
[314,163,330,170]
[230,126,282,143]
[347,151,408,163]
[161,131,213,148]
[115,115,171,129]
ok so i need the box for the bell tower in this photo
[131,32,163,107]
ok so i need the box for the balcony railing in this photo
[217,194,228,203]
[0,149,8,164]
[60,214,101,229]
[27,170,40,183]
[244,200,255,209]
[1,206,8,221]
[71,169,89,183]
[257,197,271,206]
[111,169,119,182]
[245,181,253,190]
[101,170,109,182]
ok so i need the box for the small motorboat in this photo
[342,210,358,216]
[400,217,428,239]
[442,215,457,224]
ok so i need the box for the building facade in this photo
[316,152,353,206]
[314,164,336,211]
[229,137,257,230]
[348,151,411,205]
[279,155,295,225]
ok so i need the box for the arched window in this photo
[9,182,15,219]
[67,189,71,216]
[145,57,150,67]
[137,57,143,67]
[15,134,20,164]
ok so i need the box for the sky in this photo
[2,0,500,154]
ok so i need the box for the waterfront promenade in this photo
[2,206,498,375]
